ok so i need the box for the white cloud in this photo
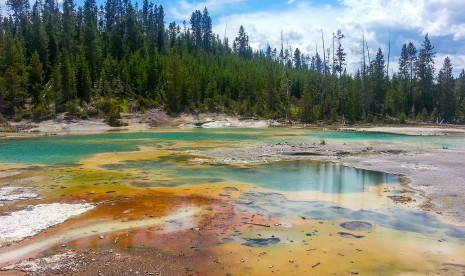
[206,0,465,75]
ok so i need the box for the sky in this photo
[2,0,465,76]
[159,0,465,76]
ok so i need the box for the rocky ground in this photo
[0,109,276,136]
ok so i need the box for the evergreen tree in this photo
[406,42,417,112]
[334,29,346,78]
[28,0,50,72]
[58,50,77,104]
[62,0,77,54]
[82,0,102,82]
[6,0,29,36]
[234,26,251,59]
[0,34,28,116]
[43,0,60,67]
[293,48,302,69]
[416,34,436,112]
[371,48,386,113]
[155,5,165,52]
[76,53,92,102]
[437,57,456,122]
[190,10,202,49]
[28,51,44,105]
[201,8,212,52]
[455,69,465,104]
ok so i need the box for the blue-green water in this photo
[102,158,399,193]
[309,130,465,149]
[1,128,464,165]
[0,130,263,165]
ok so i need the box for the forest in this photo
[1,0,465,125]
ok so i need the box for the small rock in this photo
[351,270,359,274]
[99,235,105,239]
[289,259,294,263]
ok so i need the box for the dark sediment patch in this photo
[340,221,373,231]
[242,237,280,247]
[338,232,365,239]
[388,195,413,203]
[281,152,323,156]
[440,263,465,274]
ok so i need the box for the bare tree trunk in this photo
[387,29,391,79]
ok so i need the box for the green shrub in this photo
[96,98,126,127]
[399,112,407,124]
[13,107,25,122]
[63,101,83,117]
[32,104,51,120]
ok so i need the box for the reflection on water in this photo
[235,192,465,240]
[102,159,399,193]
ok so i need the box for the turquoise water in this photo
[1,128,464,165]
[308,130,465,149]
[0,130,262,165]
[102,158,399,193]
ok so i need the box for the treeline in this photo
[1,0,465,125]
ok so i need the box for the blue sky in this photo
[2,0,465,75]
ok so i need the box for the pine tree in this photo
[0,34,28,116]
[371,48,386,113]
[437,57,456,122]
[155,5,165,52]
[293,48,302,69]
[43,0,60,67]
[234,26,251,59]
[28,1,50,73]
[334,29,346,78]
[416,34,436,112]
[82,0,102,82]
[62,0,77,54]
[76,55,92,102]
[201,8,212,52]
[58,50,77,104]
[190,10,202,49]
[28,51,44,105]
[6,0,29,36]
